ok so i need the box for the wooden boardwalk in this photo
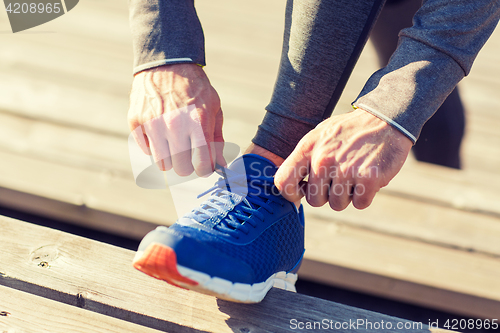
[0,0,499,321]
[0,216,454,332]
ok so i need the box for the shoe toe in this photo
[138,226,256,284]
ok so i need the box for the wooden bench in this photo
[1,0,500,322]
[0,215,455,333]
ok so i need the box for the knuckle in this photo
[306,193,327,207]
[282,192,298,203]
[195,168,212,178]
[194,161,213,177]
[328,189,350,211]
[279,182,296,198]
[353,197,370,210]
[328,199,347,212]
[157,160,171,171]
[165,114,183,128]
[175,167,194,177]
[306,196,322,208]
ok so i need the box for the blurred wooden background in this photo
[0,0,499,319]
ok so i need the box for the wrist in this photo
[134,63,205,77]
[354,107,415,146]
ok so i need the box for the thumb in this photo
[275,147,310,202]
[131,124,152,155]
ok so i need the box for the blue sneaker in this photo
[132,154,305,303]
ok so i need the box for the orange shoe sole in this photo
[133,242,299,303]
[133,242,198,289]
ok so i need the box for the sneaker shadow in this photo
[216,288,307,333]
[216,288,435,333]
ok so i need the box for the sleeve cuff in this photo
[352,37,465,142]
[352,104,416,144]
[133,58,198,75]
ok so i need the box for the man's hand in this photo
[274,109,412,210]
[128,64,224,177]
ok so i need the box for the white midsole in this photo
[176,265,298,303]
[134,249,298,303]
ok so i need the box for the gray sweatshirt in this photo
[129,0,500,156]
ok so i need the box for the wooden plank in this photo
[305,192,500,258]
[385,160,500,218]
[0,0,133,136]
[307,165,500,257]
[0,285,162,333]
[1,116,500,318]
[0,216,450,333]
[3,103,500,217]
[2,109,500,256]
[0,0,284,140]
[300,217,500,319]
[0,111,129,175]
[2,0,500,202]
[0,0,498,324]
[0,72,130,136]
[0,150,173,238]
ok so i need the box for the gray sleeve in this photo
[353,0,500,143]
[129,0,205,74]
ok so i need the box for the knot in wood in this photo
[38,261,49,268]
[29,245,59,267]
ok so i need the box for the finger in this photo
[328,171,354,211]
[170,134,194,177]
[131,125,151,155]
[305,163,331,207]
[191,141,213,177]
[214,141,226,169]
[275,147,310,202]
[171,149,194,176]
[143,120,173,171]
[150,141,172,171]
[351,177,379,210]
[213,110,226,168]
[190,114,214,177]
[156,154,173,171]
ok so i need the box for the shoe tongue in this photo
[185,154,277,224]
[226,154,277,178]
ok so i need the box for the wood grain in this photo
[305,184,500,258]
[0,216,454,333]
[0,285,163,333]
[0,0,499,324]
[2,109,500,256]
[301,218,500,319]
[1,132,500,318]
[0,150,172,237]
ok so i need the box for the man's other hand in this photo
[275,109,412,210]
[128,64,225,177]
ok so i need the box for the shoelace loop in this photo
[188,167,282,238]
